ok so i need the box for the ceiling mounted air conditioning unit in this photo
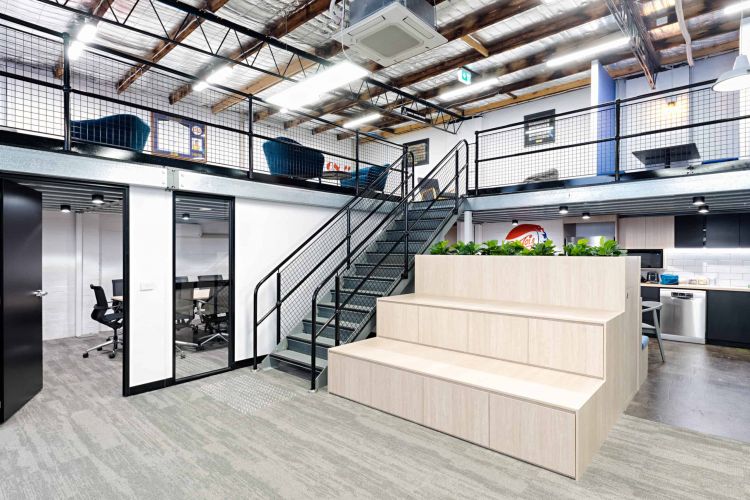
[334,0,447,66]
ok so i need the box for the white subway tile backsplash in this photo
[730,280,750,288]
[706,264,732,273]
[662,249,750,286]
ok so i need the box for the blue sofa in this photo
[341,164,388,191]
[71,114,150,151]
[262,137,324,179]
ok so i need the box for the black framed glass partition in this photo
[173,194,233,380]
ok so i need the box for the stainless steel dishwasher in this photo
[659,289,706,344]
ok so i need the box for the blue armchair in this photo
[71,114,150,151]
[341,164,388,191]
[262,137,324,179]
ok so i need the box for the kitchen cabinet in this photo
[674,215,705,248]
[618,216,674,249]
[705,214,740,248]
[706,291,750,346]
[740,213,750,248]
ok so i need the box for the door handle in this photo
[33,290,48,297]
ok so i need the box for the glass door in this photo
[173,193,233,380]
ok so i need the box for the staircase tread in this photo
[302,317,359,330]
[287,332,336,347]
[271,349,327,370]
[343,274,395,282]
[317,301,371,312]
[340,287,386,296]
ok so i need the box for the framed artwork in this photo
[405,138,430,166]
[524,109,555,147]
[152,112,207,162]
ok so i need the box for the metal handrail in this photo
[307,140,470,388]
[252,149,415,368]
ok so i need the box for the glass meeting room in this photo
[173,194,233,380]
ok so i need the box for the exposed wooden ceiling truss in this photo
[22,0,744,140]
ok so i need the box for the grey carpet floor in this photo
[0,336,748,499]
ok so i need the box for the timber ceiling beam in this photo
[169,0,335,106]
[117,0,231,94]
[245,0,540,123]
[282,1,609,129]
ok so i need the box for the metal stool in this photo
[642,300,665,362]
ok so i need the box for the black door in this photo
[1,179,43,423]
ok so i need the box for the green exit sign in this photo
[457,68,472,85]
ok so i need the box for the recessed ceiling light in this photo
[558,205,569,215]
[698,205,710,214]
[582,212,591,220]
[60,204,71,213]
[511,219,519,226]
[182,213,191,220]
[692,196,706,206]
[91,193,104,205]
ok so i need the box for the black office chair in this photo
[112,278,124,297]
[83,284,124,359]
[175,276,189,283]
[199,283,229,347]
[174,285,198,358]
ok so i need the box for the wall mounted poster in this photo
[524,109,555,147]
[152,112,207,162]
[405,138,429,166]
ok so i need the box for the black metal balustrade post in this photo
[248,98,254,179]
[276,272,282,344]
[465,142,469,196]
[310,296,317,391]
[454,150,459,214]
[473,132,480,196]
[62,33,72,152]
[614,99,621,182]
[346,208,351,270]
[402,149,409,278]
[355,132,360,195]
[253,293,258,370]
[334,275,341,347]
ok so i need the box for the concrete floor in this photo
[626,338,750,443]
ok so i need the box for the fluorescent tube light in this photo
[76,23,98,43]
[343,113,380,129]
[438,78,499,102]
[266,61,369,111]
[206,65,234,84]
[68,40,85,61]
[725,1,750,15]
[547,36,630,68]
[193,80,209,92]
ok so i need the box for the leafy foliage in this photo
[523,239,556,256]
[563,238,595,256]
[451,241,483,255]
[429,240,452,255]
[595,238,626,256]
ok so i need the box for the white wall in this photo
[234,198,338,362]
[42,211,122,340]
[128,186,173,388]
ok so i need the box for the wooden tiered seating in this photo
[328,255,643,479]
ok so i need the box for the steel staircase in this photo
[253,140,470,390]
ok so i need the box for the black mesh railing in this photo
[475,81,749,192]
[0,19,402,190]
[252,149,415,370]
[307,140,470,389]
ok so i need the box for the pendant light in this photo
[714,8,750,92]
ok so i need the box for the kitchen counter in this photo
[641,283,750,293]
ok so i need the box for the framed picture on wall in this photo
[524,109,555,147]
[152,112,207,162]
[405,138,430,166]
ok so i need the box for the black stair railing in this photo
[252,150,416,369]
[309,140,471,389]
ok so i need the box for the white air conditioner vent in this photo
[334,1,447,66]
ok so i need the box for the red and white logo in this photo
[505,224,548,249]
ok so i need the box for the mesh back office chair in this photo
[174,285,198,358]
[83,285,124,359]
[199,283,229,347]
[112,279,124,297]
